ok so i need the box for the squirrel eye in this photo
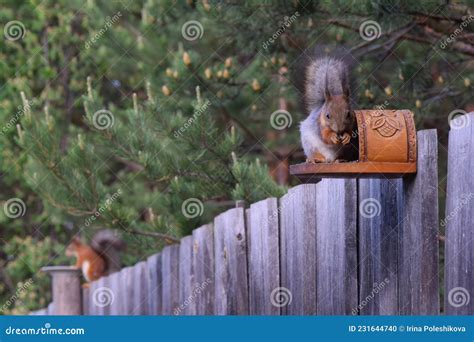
[326,113,330,119]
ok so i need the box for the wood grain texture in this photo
[146,253,162,315]
[161,244,180,315]
[214,208,249,315]
[246,198,280,315]
[131,262,149,315]
[192,224,215,315]
[358,178,402,315]
[280,184,317,315]
[122,267,135,315]
[315,179,358,315]
[82,288,89,315]
[108,271,122,315]
[400,129,439,314]
[445,113,474,315]
[178,236,195,315]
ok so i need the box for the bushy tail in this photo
[91,229,125,275]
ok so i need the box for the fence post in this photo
[214,207,249,315]
[41,266,82,315]
[246,198,280,315]
[400,129,439,314]
[445,112,474,315]
[358,178,403,315]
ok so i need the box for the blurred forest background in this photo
[1,0,473,314]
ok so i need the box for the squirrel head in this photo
[320,90,354,136]
[65,236,83,257]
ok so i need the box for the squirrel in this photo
[65,229,124,283]
[300,55,358,163]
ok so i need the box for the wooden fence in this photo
[35,116,474,315]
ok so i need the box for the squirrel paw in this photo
[329,132,340,145]
[340,132,351,145]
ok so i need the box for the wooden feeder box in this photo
[290,109,417,182]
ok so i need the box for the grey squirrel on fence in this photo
[65,229,125,283]
[298,48,359,163]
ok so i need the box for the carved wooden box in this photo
[290,109,417,182]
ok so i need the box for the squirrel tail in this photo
[293,45,355,115]
[90,229,125,275]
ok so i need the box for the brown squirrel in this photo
[300,56,358,163]
[65,230,124,282]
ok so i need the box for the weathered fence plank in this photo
[445,113,474,315]
[214,207,249,315]
[315,179,358,315]
[161,244,180,315]
[108,271,122,315]
[280,184,317,315]
[358,178,402,315]
[82,288,89,315]
[177,236,195,315]
[246,198,280,315]
[131,262,149,315]
[400,129,439,314]
[122,267,135,315]
[192,224,215,315]
[146,253,162,315]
